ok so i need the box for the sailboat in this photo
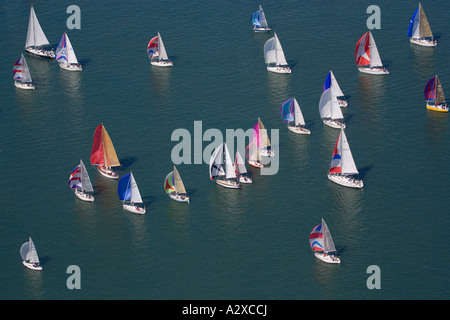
[209,143,240,189]
[355,31,389,75]
[234,150,252,183]
[147,32,173,67]
[264,33,291,74]
[164,166,190,203]
[408,3,437,47]
[424,75,448,112]
[328,128,363,188]
[319,87,346,129]
[257,118,275,157]
[68,159,95,202]
[247,122,264,168]
[90,124,121,179]
[55,32,82,71]
[24,5,55,59]
[251,5,271,32]
[20,237,43,270]
[309,219,341,264]
[280,97,310,134]
[324,70,347,107]
[118,172,146,214]
[13,54,35,90]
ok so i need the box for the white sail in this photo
[321,219,337,254]
[128,173,143,203]
[79,160,93,193]
[264,33,288,66]
[157,32,169,60]
[209,144,225,179]
[223,143,236,179]
[173,166,187,194]
[293,98,305,126]
[411,7,421,38]
[258,5,269,28]
[368,32,383,68]
[25,6,50,48]
[20,237,40,264]
[234,151,247,175]
[330,71,344,97]
[319,88,343,120]
[65,33,79,65]
[14,54,33,83]
[339,129,359,175]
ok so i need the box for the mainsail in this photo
[69,160,94,193]
[20,237,40,264]
[252,5,269,28]
[56,33,79,65]
[319,88,344,120]
[281,98,305,126]
[147,32,169,60]
[209,143,236,180]
[118,172,143,203]
[25,5,50,49]
[309,219,337,254]
[248,122,262,163]
[329,128,359,175]
[355,31,383,68]
[90,124,121,168]
[323,71,344,97]
[264,33,288,66]
[425,75,446,103]
[258,118,271,150]
[234,151,248,176]
[13,54,32,84]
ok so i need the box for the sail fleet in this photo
[17,3,447,270]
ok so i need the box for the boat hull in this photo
[248,160,264,168]
[410,38,437,47]
[260,149,275,157]
[328,173,363,189]
[288,126,311,135]
[216,179,241,189]
[267,66,291,74]
[169,193,190,203]
[314,252,341,264]
[59,62,82,71]
[357,67,389,75]
[25,47,55,59]
[426,103,448,112]
[123,204,146,214]
[323,119,345,129]
[74,190,95,202]
[97,166,119,179]
[238,175,253,184]
[14,81,35,90]
[253,27,271,32]
[150,60,173,67]
[23,261,43,271]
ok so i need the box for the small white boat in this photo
[309,219,341,264]
[328,128,363,189]
[13,54,35,90]
[251,5,271,32]
[20,237,43,270]
[118,172,146,214]
[55,32,82,71]
[264,33,291,74]
[424,75,448,112]
[280,97,310,134]
[319,87,346,129]
[209,143,241,189]
[355,31,389,75]
[90,124,121,179]
[234,150,252,183]
[164,166,190,203]
[147,32,173,67]
[69,159,95,202]
[408,3,437,47]
[324,70,347,107]
[24,5,55,59]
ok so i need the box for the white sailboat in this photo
[258,118,275,157]
[280,97,310,134]
[251,5,271,32]
[209,143,240,189]
[147,32,173,67]
[355,31,389,75]
[20,237,43,270]
[234,150,252,184]
[319,87,346,129]
[13,54,35,90]
[68,159,95,202]
[309,219,341,264]
[328,128,363,189]
[118,172,146,214]
[324,70,347,107]
[55,32,82,71]
[408,3,437,47]
[264,33,291,74]
[24,5,55,59]
[164,166,190,203]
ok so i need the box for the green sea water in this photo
[0,0,449,300]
